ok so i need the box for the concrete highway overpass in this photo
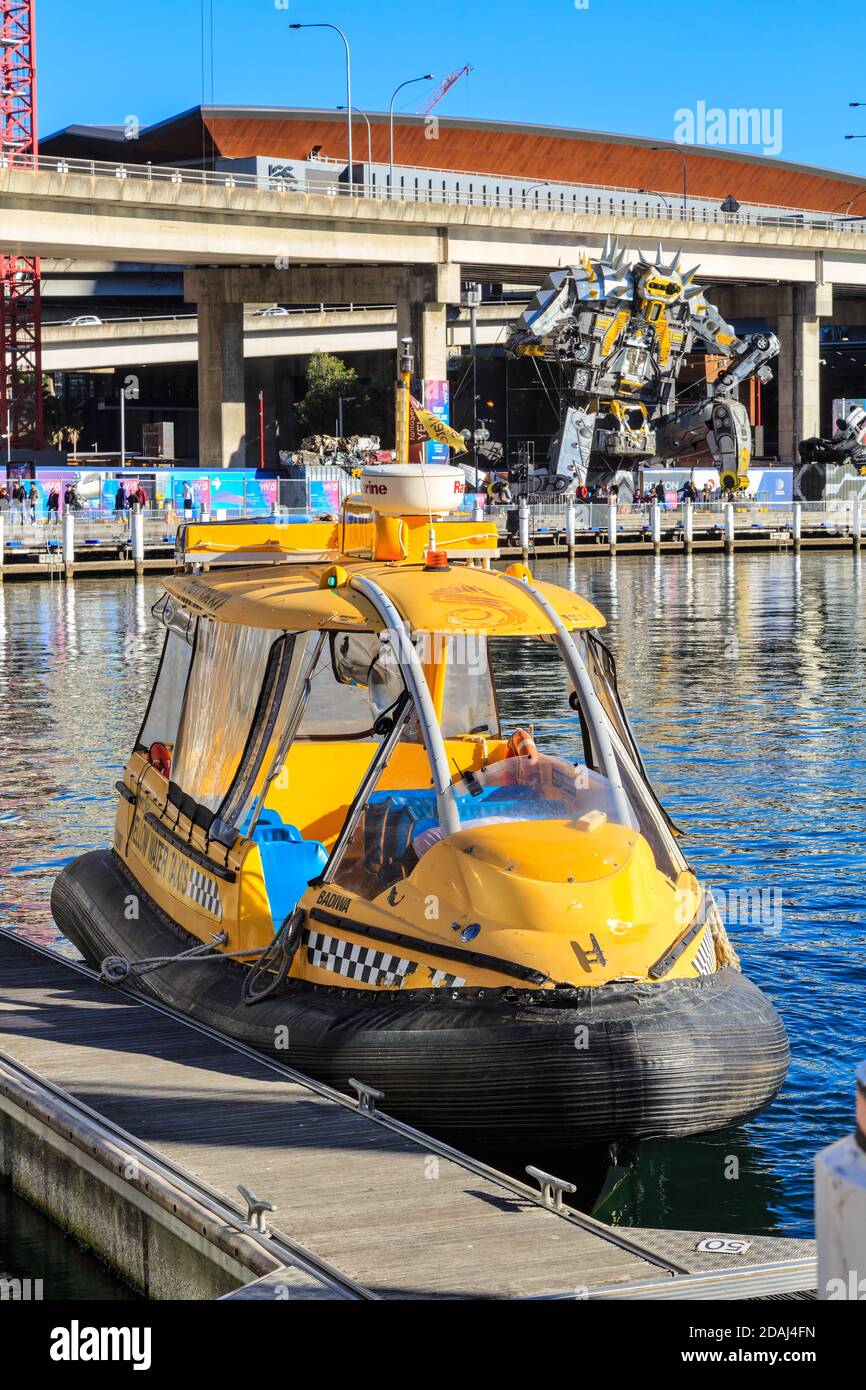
[3,158,866,283]
[4,150,866,466]
[40,302,515,372]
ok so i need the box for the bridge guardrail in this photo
[1,152,863,235]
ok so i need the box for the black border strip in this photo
[144,812,236,883]
[309,907,548,985]
[648,915,705,980]
[116,780,136,804]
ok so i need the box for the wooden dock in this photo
[0,929,815,1300]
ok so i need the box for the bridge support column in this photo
[396,265,459,387]
[196,301,246,469]
[777,283,831,464]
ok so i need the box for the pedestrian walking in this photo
[28,483,38,524]
[47,486,60,526]
[11,481,26,525]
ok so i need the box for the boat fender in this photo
[506,727,539,762]
[147,741,172,779]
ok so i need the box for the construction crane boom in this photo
[0,0,43,451]
[418,64,472,117]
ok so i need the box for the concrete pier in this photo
[0,930,816,1300]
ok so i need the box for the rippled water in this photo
[1,554,864,1246]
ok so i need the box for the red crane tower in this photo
[0,0,42,453]
[418,65,472,118]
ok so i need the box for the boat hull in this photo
[52,850,790,1152]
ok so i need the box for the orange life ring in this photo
[506,727,539,762]
[148,742,172,779]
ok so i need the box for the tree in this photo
[42,376,84,454]
[295,353,360,437]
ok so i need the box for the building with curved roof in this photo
[41,106,866,219]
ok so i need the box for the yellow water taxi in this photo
[54,467,788,1150]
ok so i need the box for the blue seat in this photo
[249,813,328,929]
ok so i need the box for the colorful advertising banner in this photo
[308,479,342,514]
[421,381,464,463]
[642,466,793,502]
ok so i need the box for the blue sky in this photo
[36,0,866,175]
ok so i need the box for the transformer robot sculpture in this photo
[798,404,866,472]
[507,237,780,494]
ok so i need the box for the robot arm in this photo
[507,250,633,355]
[684,289,779,394]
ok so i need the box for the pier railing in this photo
[485,498,861,539]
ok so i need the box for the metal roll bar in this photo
[350,574,460,837]
[501,573,633,829]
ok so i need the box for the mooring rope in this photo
[99,932,262,985]
[241,907,305,1006]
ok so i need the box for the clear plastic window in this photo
[136,629,194,754]
[437,634,500,738]
[172,620,278,812]
[323,710,433,901]
[217,635,312,834]
[297,631,406,739]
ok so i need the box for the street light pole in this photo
[290,23,353,189]
[637,187,670,216]
[120,382,126,468]
[337,104,372,193]
[651,146,687,218]
[389,74,434,197]
[337,395,356,437]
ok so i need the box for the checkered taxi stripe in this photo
[186,867,222,919]
[303,929,466,990]
[693,925,717,976]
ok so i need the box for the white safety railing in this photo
[482,497,861,539]
[2,151,863,234]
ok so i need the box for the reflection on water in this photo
[1,555,864,1241]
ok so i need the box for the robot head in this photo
[636,265,684,305]
[636,244,686,305]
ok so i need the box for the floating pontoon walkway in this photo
[0,929,815,1300]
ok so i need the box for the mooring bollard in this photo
[63,511,75,579]
[792,500,802,552]
[518,498,530,562]
[815,1062,866,1300]
[724,501,735,553]
[683,501,694,553]
[131,510,145,577]
[650,500,661,554]
[472,498,484,522]
[852,497,861,553]
[566,501,576,558]
[608,500,617,554]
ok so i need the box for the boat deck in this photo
[0,929,815,1300]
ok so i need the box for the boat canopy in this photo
[162,562,606,637]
